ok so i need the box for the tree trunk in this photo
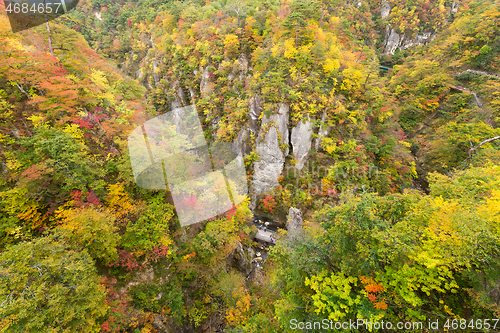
[44,14,55,57]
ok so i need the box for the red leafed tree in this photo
[263,195,276,213]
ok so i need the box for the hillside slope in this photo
[0,0,499,332]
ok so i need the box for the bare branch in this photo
[20,118,33,136]
[468,135,500,159]
[227,0,246,27]
[44,4,55,57]
[450,135,500,176]
[14,81,31,100]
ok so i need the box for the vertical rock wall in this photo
[171,80,187,110]
[275,103,290,157]
[286,207,303,239]
[249,103,290,209]
[384,28,436,55]
[381,0,441,54]
[200,66,212,98]
[291,116,313,170]
[314,110,331,151]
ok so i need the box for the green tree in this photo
[0,235,108,332]
[55,207,121,264]
[282,0,320,45]
[17,126,105,196]
[310,164,500,323]
[121,196,174,257]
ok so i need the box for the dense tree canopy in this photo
[0,235,108,332]
[0,0,499,331]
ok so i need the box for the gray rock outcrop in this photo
[382,0,446,54]
[384,27,401,55]
[232,126,253,157]
[250,103,290,208]
[314,111,330,151]
[200,66,212,97]
[238,53,249,80]
[251,123,285,208]
[152,60,160,86]
[119,267,155,295]
[247,247,255,261]
[235,241,252,275]
[401,32,435,50]
[210,116,221,140]
[275,103,290,157]
[187,86,196,101]
[228,53,249,81]
[291,116,313,170]
[249,95,263,131]
[152,314,174,333]
[384,27,436,54]
[137,68,144,81]
[286,207,303,239]
[171,79,187,110]
[381,0,391,19]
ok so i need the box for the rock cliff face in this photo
[381,0,391,19]
[152,60,160,86]
[286,207,303,239]
[238,53,249,80]
[200,67,212,98]
[314,110,330,151]
[249,103,290,208]
[249,95,263,131]
[170,80,187,110]
[233,94,263,157]
[381,0,443,54]
[234,241,252,275]
[291,116,313,170]
[384,27,436,54]
[232,126,252,157]
[229,53,249,81]
[275,103,290,157]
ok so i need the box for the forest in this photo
[0,0,499,331]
